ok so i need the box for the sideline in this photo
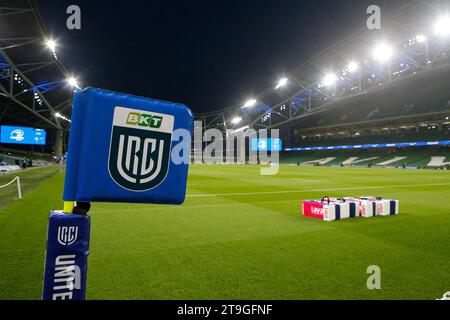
[186,182,450,198]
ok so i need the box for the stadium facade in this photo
[0,0,74,165]
[195,0,449,168]
[1,0,449,170]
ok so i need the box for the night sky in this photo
[36,0,414,113]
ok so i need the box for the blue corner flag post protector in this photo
[43,88,193,300]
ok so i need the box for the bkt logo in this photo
[126,112,163,128]
[57,226,78,246]
[109,107,174,191]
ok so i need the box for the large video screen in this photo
[251,138,282,151]
[0,125,46,145]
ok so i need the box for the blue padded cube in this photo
[63,88,193,205]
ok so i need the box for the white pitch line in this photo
[186,182,450,198]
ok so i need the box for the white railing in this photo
[0,176,22,200]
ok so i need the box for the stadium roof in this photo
[198,0,450,132]
[2,1,449,133]
[0,0,74,130]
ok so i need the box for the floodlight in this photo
[231,116,242,125]
[45,39,56,52]
[275,78,288,89]
[242,99,257,108]
[55,112,71,122]
[434,17,450,36]
[67,76,79,88]
[372,43,394,62]
[323,73,338,87]
[347,62,359,73]
[415,34,427,43]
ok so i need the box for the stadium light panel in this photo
[67,77,80,89]
[275,78,288,89]
[415,34,427,43]
[347,62,359,73]
[372,43,394,63]
[45,39,56,52]
[323,73,338,87]
[55,112,72,123]
[231,116,242,125]
[242,99,257,108]
[434,17,450,36]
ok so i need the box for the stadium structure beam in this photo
[0,37,41,50]
[0,47,61,129]
[199,1,436,131]
[0,1,75,130]
[296,110,450,134]
[195,1,450,134]
[0,105,8,121]
[17,61,57,74]
[0,8,34,17]
[0,37,41,46]
[30,1,77,82]
[290,75,330,99]
[54,98,73,112]
[257,62,450,130]
[400,50,424,69]
[0,82,8,96]
[253,51,448,129]
[0,80,58,128]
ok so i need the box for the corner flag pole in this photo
[42,198,91,300]
[42,191,91,299]
[63,201,74,213]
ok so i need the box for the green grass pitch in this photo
[0,165,449,300]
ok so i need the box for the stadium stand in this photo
[0,147,52,171]
[296,129,449,148]
[281,147,450,169]
[192,1,450,174]
[285,66,450,150]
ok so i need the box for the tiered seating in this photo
[292,68,450,132]
[296,130,450,148]
[281,148,450,168]
[0,154,17,165]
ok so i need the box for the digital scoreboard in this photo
[0,125,46,145]
[251,138,282,151]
